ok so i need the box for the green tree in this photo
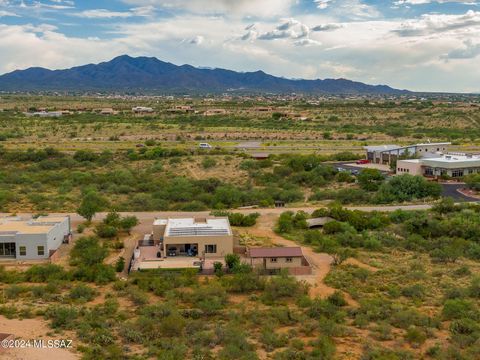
[357,169,384,192]
[119,216,139,234]
[225,254,241,270]
[77,190,107,222]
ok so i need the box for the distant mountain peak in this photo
[0,55,408,94]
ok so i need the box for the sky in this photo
[0,0,480,92]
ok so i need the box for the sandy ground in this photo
[0,317,79,360]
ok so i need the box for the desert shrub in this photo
[405,326,427,346]
[260,326,288,352]
[69,284,96,302]
[24,264,68,282]
[190,283,227,315]
[94,223,118,238]
[310,335,336,359]
[217,324,256,360]
[201,157,217,169]
[262,272,308,304]
[223,270,264,293]
[401,284,426,300]
[70,237,108,266]
[442,299,477,320]
[115,257,125,272]
[45,306,78,329]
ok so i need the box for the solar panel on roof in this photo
[167,226,229,237]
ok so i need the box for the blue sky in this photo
[0,0,479,92]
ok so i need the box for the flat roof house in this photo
[365,142,451,166]
[0,216,71,260]
[397,154,480,178]
[132,106,154,114]
[154,217,234,259]
[248,247,311,275]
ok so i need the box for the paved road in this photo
[441,183,478,202]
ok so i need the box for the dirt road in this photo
[1,203,435,226]
[243,213,359,303]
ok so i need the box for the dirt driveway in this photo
[242,213,353,302]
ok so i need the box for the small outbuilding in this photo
[251,153,270,160]
[248,247,311,275]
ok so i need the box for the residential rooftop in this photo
[249,247,304,258]
[0,216,68,235]
[163,217,232,237]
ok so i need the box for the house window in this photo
[19,246,26,256]
[270,258,277,263]
[0,243,15,257]
[37,246,45,256]
[204,244,217,254]
[286,258,293,263]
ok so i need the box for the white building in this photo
[397,154,480,178]
[0,216,71,260]
[132,106,154,114]
[365,142,451,165]
[24,111,63,118]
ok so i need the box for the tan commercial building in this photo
[153,217,233,259]
[365,142,451,166]
[397,154,480,178]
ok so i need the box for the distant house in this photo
[132,106,154,114]
[204,109,227,116]
[248,247,311,275]
[167,105,194,113]
[24,111,63,118]
[93,108,117,115]
[251,153,269,160]
[0,216,71,260]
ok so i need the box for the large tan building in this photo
[397,154,480,178]
[153,217,234,259]
[365,142,451,166]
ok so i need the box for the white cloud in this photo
[395,1,478,5]
[75,9,133,19]
[444,39,480,59]
[393,10,480,36]
[312,23,344,31]
[0,10,18,16]
[121,0,295,17]
[1,5,480,92]
[315,0,380,19]
[314,0,334,9]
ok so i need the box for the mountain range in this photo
[0,55,407,95]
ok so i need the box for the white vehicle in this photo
[199,143,213,149]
